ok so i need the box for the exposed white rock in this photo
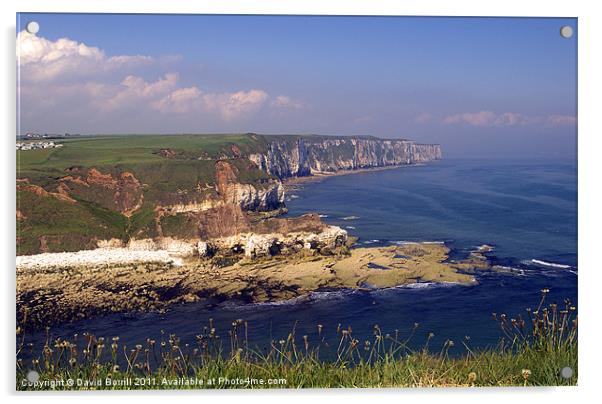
[157,237,198,257]
[222,180,285,211]
[197,241,209,257]
[16,225,347,271]
[243,234,269,258]
[16,248,182,271]
[127,238,157,251]
[250,138,441,178]
[212,225,348,256]
[164,200,223,214]
[97,238,123,248]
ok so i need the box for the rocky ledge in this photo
[17,241,492,330]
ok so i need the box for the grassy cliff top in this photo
[17,133,415,177]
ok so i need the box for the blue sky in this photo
[17,14,577,158]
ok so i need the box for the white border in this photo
[2,1,600,403]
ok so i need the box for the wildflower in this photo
[522,369,531,380]
[69,358,77,367]
[468,372,477,383]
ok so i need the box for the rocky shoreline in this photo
[16,240,492,331]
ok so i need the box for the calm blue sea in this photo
[22,159,578,355]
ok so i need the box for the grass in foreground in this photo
[16,291,577,390]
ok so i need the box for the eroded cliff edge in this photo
[249,135,442,178]
[17,134,441,256]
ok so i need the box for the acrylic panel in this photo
[16,13,577,390]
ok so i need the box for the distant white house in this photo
[16,141,63,151]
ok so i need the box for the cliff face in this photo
[215,160,284,211]
[17,134,440,256]
[249,137,441,178]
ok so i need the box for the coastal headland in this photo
[16,133,460,329]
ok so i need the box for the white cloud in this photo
[153,87,271,121]
[105,73,178,110]
[204,89,270,121]
[546,114,577,126]
[17,31,152,82]
[443,111,499,126]
[17,31,308,128]
[443,111,576,127]
[152,86,202,114]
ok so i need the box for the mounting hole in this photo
[560,25,573,39]
[26,370,40,383]
[560,366,574,379]
[26,21,39,34]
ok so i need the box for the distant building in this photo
[16,141,63,151]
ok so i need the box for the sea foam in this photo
[529,259,572,269]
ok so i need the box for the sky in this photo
[16,14,577,159]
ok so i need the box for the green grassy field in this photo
[16,293,577,390]
[16,134,277,254]
[17,134,269,179]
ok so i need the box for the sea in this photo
[21,159,577,356]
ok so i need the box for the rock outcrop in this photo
[208,213,348,259]
[249,136,441,178]
[215,160,284,211]
[92,213,348,261]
